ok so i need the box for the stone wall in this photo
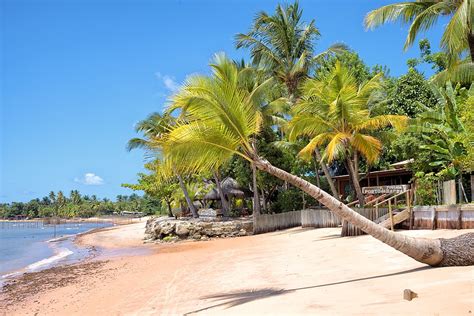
[145,216,253,242]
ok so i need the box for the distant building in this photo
[332,159,413,200]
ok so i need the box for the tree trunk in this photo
[261,188,267,213]
[252,162,260,216]
[314,163,322,208]
[253,157,473,267]
[354,152,359,183]
[314,148,339,199]
[166,200,173,217]
[468,33,474,62]
[346,156,365,206]
[177,175,199,218]
[214,172,229,217]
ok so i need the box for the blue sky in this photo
[1,0,446,203]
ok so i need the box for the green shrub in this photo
[414,172,439,206]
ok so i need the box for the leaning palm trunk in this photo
[177,175,199,218]
[251,162,260,216]
[314,148,339,199]
[254,157,474,267]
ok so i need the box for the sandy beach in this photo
[1,222,473,315]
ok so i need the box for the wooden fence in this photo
[301,209,341,228]
[412,205,474,229]
[253,204,474,235]
[253,211,301,234]
[341,208,390,236]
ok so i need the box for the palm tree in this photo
[365,0,474,85]
[233,63,287,215]
[288,61,408,205]
[48,191,56,204]
[235,1,343,199]
[236,1,346,100]
[162,54,473,267]
[127,112,199,218]
[365,0,473,62]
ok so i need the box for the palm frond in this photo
[364,2,433,30]
[351,133,382,164]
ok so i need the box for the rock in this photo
[175,223,190,238]
[159,222,176,236]
[238,229,247,236]
[403,289,418,301]
[200,236,209,241]
[198,208,217,217]
[144,217,253,241]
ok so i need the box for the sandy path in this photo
[1,225,473,315]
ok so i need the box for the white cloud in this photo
[155,72,180,93]
[75,173,104,186]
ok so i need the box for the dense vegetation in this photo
[0,191,162,219]
[125,2,473,215]
[4,1,471,222]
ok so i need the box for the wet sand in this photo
[1,222,473,315]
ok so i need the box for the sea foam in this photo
[25,248,74,271]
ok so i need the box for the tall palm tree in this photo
[288,61,408,205]
[236,1,347,100]
[234,63,288,214]
[365,0,474,85]
[162,55,473,267]
[127,112,199,218]
[235,1,343,198]
[167,54,278,218]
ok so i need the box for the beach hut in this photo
[203,177,251,215]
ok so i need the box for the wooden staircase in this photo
[378,208,411,229]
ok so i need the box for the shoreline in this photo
[0,223,114,286]
[0,216,145,224]
[0,218,146,287]
[1,225,473,315]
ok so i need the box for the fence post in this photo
[432,209,437,230]
[388,200,394,231]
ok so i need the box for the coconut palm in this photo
[234,63,288,214]
[235,1,343,199]
[163,54,473,267]
[365,0,474,85]
[288,61,408,205]
[236,1,347,100]
[365,0,473,63]
[127,112,199,218]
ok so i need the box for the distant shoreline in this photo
[0,221,116,288]
[0,216,145,225]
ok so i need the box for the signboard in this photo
[362,185,410,195]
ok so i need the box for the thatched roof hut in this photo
[203,177,248,200]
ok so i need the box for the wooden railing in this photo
[373,189,413,231]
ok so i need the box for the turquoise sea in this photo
[0,221,112,283]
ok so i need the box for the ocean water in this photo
[0,221,112,281]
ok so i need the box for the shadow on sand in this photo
[184,266,431,315]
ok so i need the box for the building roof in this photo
[203,177,248,200]
[390,159,414,169]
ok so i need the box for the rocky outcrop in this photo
[145,216,253,242]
